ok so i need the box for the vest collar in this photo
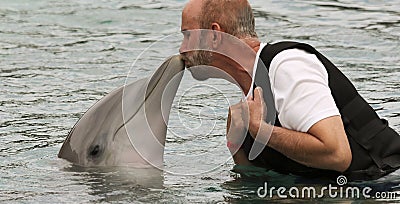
[245,42,268,100]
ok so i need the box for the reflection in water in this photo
[61,165,164,202]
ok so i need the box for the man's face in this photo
[179,1,213,69]
[180,30,213,68]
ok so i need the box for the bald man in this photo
[179,0,400,181]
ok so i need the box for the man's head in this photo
[179,0,257,69]
[199,0,257,38]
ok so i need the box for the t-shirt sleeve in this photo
[269,49,340,132]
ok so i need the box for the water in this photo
[1,0,399,203]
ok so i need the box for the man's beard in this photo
[182,50,213,68]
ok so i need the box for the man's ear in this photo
[211,22,222,31]
[211,23,222,49]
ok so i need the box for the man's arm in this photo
[249,87,352,172]
[260,116,351,172]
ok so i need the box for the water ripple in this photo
[0,0,399,202]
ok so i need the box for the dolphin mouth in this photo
[112,55,185,139]
[147,55,184,89]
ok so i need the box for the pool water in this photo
[1,0,399,203]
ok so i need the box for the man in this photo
[179,0,400,181]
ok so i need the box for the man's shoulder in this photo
[261,41,319,56]
[268,44,327,83]
[269,47,320,71]
[259,41,319,69]
[265,41,315,49]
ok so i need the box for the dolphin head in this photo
[58,55,185,167]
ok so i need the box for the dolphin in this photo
[58,55,185,168]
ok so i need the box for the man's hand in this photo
[227,102,252,165]
[246,87,268,138]
[227,102,248,153]
[227,87,270,153]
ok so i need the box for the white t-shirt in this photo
[247,46,340,133]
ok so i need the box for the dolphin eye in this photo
[89,145,101,157]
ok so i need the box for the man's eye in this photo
[182,32,190,38]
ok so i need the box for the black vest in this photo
[241,41,400,181]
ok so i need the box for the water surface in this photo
[1,0,399,202]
